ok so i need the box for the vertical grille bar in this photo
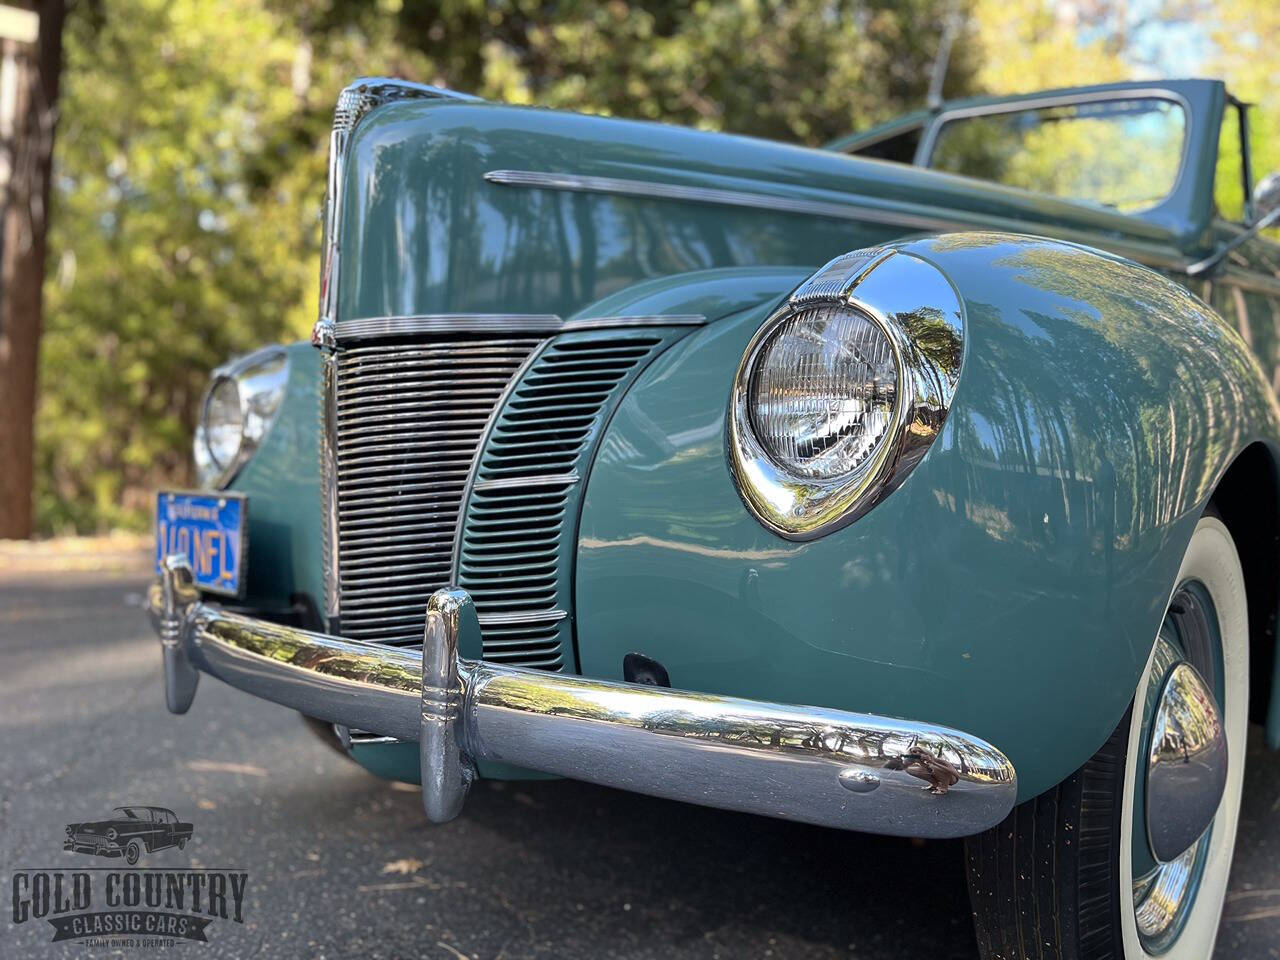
[333,336,542,645]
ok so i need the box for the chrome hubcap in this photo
[1131,582,1226,953]
[1146,661,1227,862]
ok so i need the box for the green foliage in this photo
[40,0,313,531]
[36,0,975,533]
[34,0,1280,534]
[1202,0,1280,238]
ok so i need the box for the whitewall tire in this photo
[967,512,1248,960]
[1118,516,1248,959]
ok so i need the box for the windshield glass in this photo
[113,807,143,819]
[927,97,1186,212]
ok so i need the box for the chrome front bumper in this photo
[148,555,1017,837]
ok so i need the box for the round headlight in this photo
[728,248,963,539]
[203,377,243,469]
[748,304,898,480]
[106,828,117,840]
[194,347,290,488]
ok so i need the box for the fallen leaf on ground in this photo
[381,858,425,875]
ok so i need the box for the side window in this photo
[927,97,1186,212]
[1215,104,1247,222]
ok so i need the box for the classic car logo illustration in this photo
[9,809,246,947]
[64,805,193,865]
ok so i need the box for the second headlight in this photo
[194,346,290,489]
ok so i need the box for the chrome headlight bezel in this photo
[194,345,291,489]
[728,248,964,540]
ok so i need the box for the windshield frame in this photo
[916,88,1193,214]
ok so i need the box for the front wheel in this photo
[966,513,1249,959]
[125,840,142,866]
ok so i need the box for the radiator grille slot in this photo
[459,335,666,670]
[334,336,542,645]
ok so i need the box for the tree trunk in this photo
[0,2,65,539]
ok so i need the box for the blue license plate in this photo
[155,491,248,597]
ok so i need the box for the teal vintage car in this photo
[148,77,1280,959]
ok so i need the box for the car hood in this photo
[335,99,1187,326]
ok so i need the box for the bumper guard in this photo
[148,555,1016,836]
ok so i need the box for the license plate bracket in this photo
[155,491,248,597]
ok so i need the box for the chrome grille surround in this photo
[333,335,544,645]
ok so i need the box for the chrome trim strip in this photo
[471,473,580,492]
[149,563,1018,836]
[335,313,708,343]
[727,248,964,540]
[560,314,706,330]
[335,315,563,341]
[336,727,402,748]
[483,169,1192,273]
[486,168,962,232]
[476,609,569,626]
[320,352,340,624]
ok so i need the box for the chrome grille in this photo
[334,336,542,645]
[459,335,666,670]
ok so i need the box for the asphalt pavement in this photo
[2,570,1277,959]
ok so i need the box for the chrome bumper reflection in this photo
[147,555,1016,837]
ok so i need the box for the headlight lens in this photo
[748,304,898,480]
[194,347,290,488]
[201,377,243,469]
[728,247,963,539]
[106,828,117,840]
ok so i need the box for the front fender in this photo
[227,341,322,610]
[576,233,1280,801]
